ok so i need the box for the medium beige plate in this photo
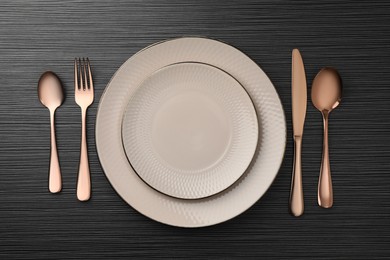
[122,62,258,199]
[96,37,286,227]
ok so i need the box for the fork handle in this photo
[49,109,62,193]
[77,107,91,201]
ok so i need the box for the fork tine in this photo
[83,58,88,90]
[74,58,79,90]
[87,58,93,92]
[78,58,84,90]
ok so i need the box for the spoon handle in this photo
[289,136,304,217]
[49,109,62,193]
[77,107,91,201]
[318,112,333,208]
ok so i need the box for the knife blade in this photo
[289,49,307,217]
[292,49,307,137]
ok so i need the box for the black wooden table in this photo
[1,1,389,259]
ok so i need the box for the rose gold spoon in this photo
[311,67,342,208]
[38,71,64,193]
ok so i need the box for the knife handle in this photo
[290,136,304,217]
[318,112,333,208]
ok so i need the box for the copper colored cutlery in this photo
[290,49,342,216]
[38,72,65,193]
[37,48,341,215]
[75,58,94,201]
[38,60,94,200]
[290,49,307,217]
[312,68,342,208]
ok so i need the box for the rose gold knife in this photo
[289,49,307,217]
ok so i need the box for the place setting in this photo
[38,37,342,227]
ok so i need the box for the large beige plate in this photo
[96,37,286,227]
[122,62,258,199]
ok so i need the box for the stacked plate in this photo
[96,37,286,227]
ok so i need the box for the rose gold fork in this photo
[75,58,94,201]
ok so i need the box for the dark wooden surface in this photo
[1,0,389,259]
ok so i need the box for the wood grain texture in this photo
[0,0,389,259]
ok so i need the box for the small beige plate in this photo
[122,62,258,199]
[96,37,286,227]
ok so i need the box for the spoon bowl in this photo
[312,67,342,113]
[38,71,64,109]
[311,67,342,209]
[38,71,64,193]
